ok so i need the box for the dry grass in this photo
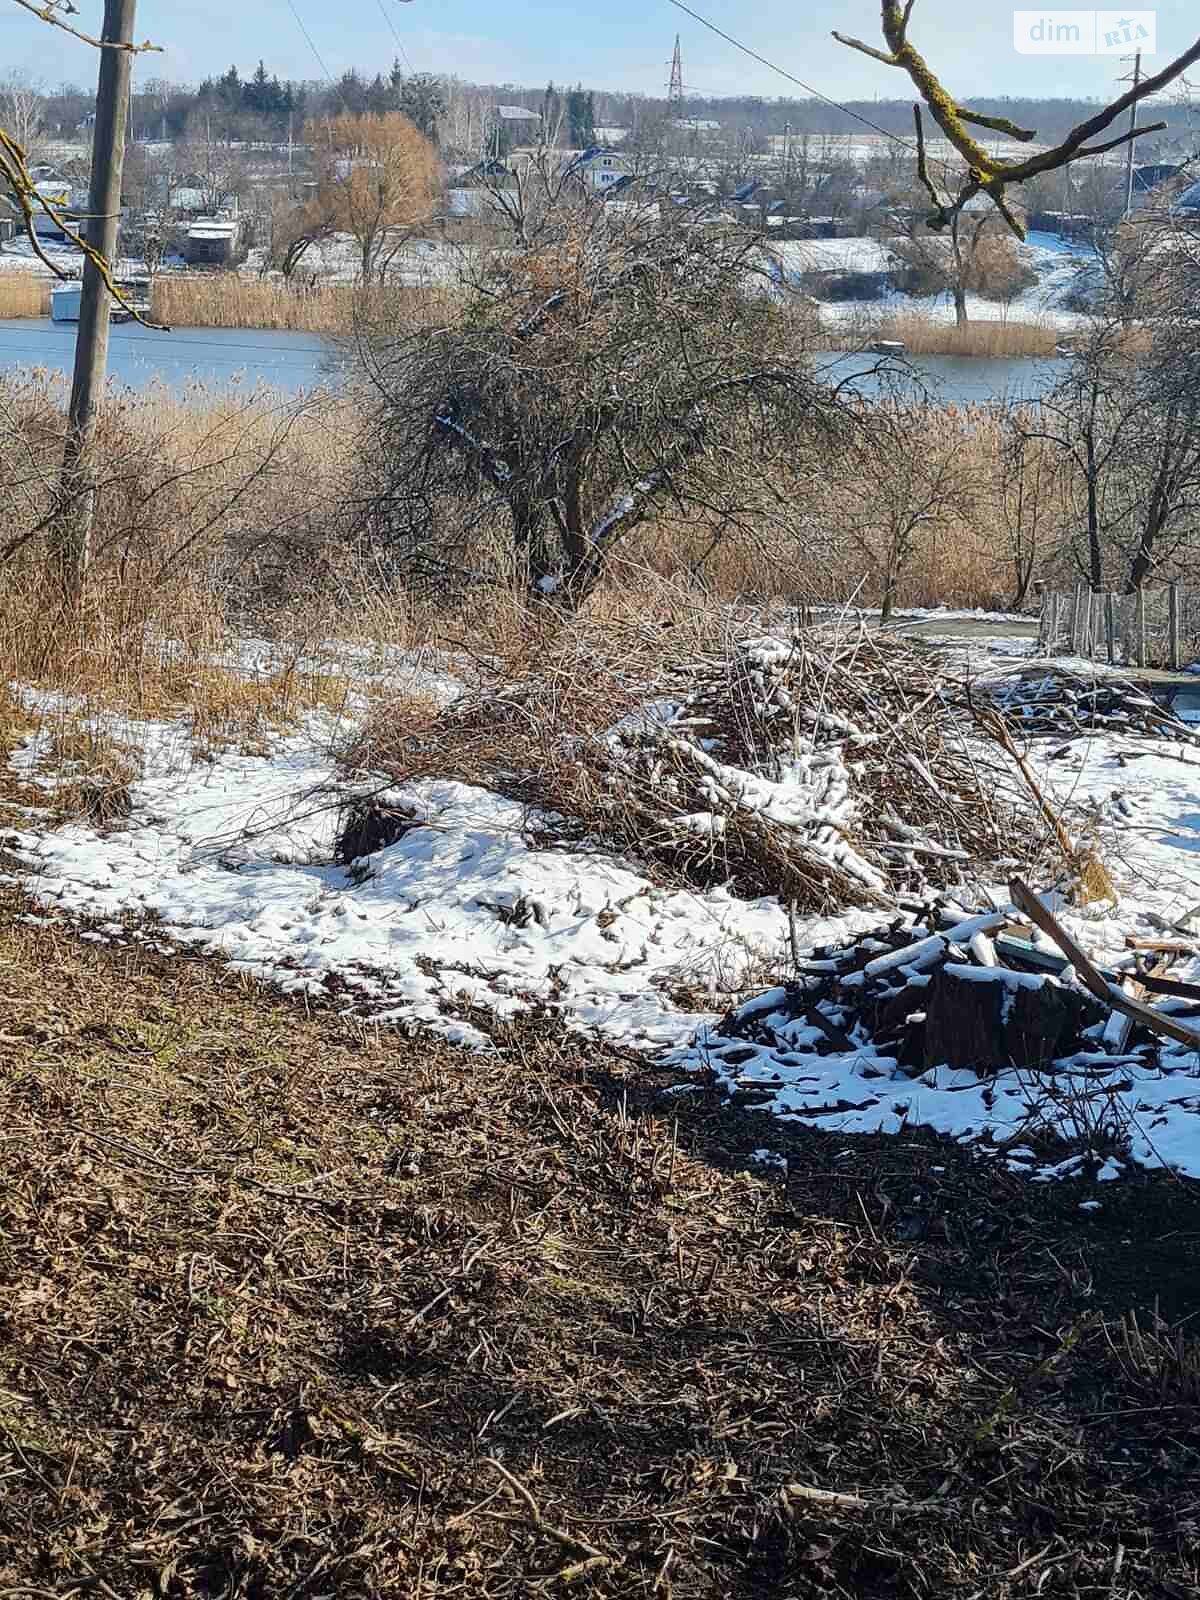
[0,895,1197,1596]
[151,273,358,333]
[871,311,1061,358]
[0,271,51,318]
[0,372,406,792]
[150,275,465,333]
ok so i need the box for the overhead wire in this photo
[664,0,917,152]
[374,0,414,74]
[283,0,337,88]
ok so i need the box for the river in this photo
[0,317,1064,405]
[0,318,337,395]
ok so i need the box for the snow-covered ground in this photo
[5,626,1200,1183]
[778,228,1099,334]
[0,233,147,281]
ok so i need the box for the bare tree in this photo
[887,196,1034,325]
[303,110,440,284]
[175,114,251,214]
[0,70,45,163]
[351,195,853,608]
[1015,230,1200,593]
[833,400,978,618]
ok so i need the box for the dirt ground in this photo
[0,893,1198,1599]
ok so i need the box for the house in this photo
[563,146,634,191]
[182,216,243,266]
[168,179,241,217]
[21,167,78,237]
[672,118,722,139]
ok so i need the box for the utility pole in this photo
[1120,51,1142,217]
[58,0,138,596]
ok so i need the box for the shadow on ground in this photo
[0,900,1197,1599]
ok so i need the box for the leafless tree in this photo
[0,70,45,162]
[1015,224,1200,593]
[833,400,979,618]
[887,194,1034,325]
[350,194,855,608]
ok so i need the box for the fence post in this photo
[1049,590,1061,655]
[1169,581,1181,671]
[1135,587,1147,668]
[1072,582,1084,655]
[1105,592,1116,664]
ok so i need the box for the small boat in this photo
[869,338,906,355]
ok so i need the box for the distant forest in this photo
[37,62,1199,162]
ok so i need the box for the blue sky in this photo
[3,0,1197,103]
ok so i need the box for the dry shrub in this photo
[0,371,370,752]
[0,272,51,318]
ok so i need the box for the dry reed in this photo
[871,312,1061,358]
[0,273,51,318]
[150,275,356,333]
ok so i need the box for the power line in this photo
[283,0,336,88]
[374,0,414,74]
[665,0,916,152]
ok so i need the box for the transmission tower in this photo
[668,34,684,114]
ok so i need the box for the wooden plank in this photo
[1170,581,1181,671]
[1009,879,1200,1050]
[1105,591,1116,665]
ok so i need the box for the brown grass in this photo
[149,275,465,333]
[0,271,51,318]
[871,310,1061,358]
[150,274,357,332]
[0,895,1197,1596]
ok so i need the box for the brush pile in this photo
[700,893,1200,1086]
[984,669,1197,742]
[347,622,1030,910]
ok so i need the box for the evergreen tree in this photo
[566,84,595,147]
[398,73,445,142]
[217,65,241,107]
[542,80,563,144]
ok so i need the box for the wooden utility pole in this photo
[58,0,138,595]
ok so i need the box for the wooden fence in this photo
[1037,582,1198,670]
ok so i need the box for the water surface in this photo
[0,318,334,394]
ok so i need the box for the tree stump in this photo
[923,964,1105,1073]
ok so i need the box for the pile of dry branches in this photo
[344,621,1027,910]
[984,668,1199,742]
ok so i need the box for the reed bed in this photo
[0,273,51,318]
[872,311,1062,358]
[150,275,466,334]
[150,275,357,333]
